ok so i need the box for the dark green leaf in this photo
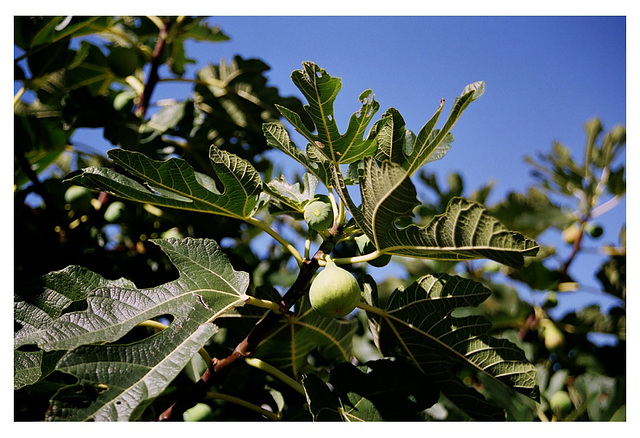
[596,255,625,300]
[263,122,332,185]
[365,273,539,418]
[278,62,381,164]
[69,146,263,220]
[375,82,484,175]
[252,296,358,377]
[29,237,250,420]
[334,158,539,268]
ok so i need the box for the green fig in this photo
[309,260,361,318]
[64,185,92,204]
[183,403,214,421]
[104,201,127,222]
[549,390,572,416]
[107,47,141,78]
[541,318,564,350]
[562,224,581,245]
[587,223,604,238]
[304,199,334,232]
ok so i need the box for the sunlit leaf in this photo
[334,158,539,268]
[69,145,263,220]
[374,81,484,175]
[276,62,381,164]
[264,172,319,218]
[16,238,249,420]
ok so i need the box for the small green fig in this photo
[549,390,572,417]
[587,223,604,238]
[104,201,127,222]
[64,185,92,204]
[354,234,391,267]
[562,224,581,245]
[183,403,214,421]
[107,46,140,77]
[304,199,334,231]
[541,318,564,350]
[309,260,361,318]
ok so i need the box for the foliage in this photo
[14,16,624,422]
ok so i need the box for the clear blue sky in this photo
[161,16,626,318]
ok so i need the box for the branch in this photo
[157,231,339,421]
[135,18,169,118]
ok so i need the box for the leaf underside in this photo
[15,238,250,421]
[366,273,539,419]
[69,145,262,220]
[333,158,539,268]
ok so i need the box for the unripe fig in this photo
[562,224,581,245]
[309,260,361,318]
[183,403,214,421]
[104,201,126,222]
[354,234,391,267]
[64,185,92,204]
[304,198,334,231]
[541,318,564,350]
[549,390,572,416]
[108,47,140,77]
[587,223,604,238]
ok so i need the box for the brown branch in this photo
[135,19,169,118]
[157,234,339,421]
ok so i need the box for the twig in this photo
[135,18,169,118]
[157,231,339,421]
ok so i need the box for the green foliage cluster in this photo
[14,16,625,422]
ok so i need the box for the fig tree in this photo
[304,198,334,231]
[309,260,361,318]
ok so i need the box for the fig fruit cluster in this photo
[309,260,361,318]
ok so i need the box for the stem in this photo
[125,76,145,95]
[245,217,304,265]
[327,189,341,228]
[244,296,283,313]
[244,357,305,396]
[304,235,312,260]
[135,18,169,118]
[204,392,280,421]
[591,195,623,218]
[14,87,25,106]
[356,301,388,316]
[332,250,382,266]
[158,229,340,421]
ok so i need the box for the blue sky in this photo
[162,15,626,317]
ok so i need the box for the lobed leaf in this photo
[374,81,484,175]
[264,172,319,218]
[69,145,263,220]
[276,62,382,165]
[333,158,539,268]
[263,122,333,185]
[302,359,439,421]
[365,273,539,419]
[252,296,358,378]
[15,238,250,420]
